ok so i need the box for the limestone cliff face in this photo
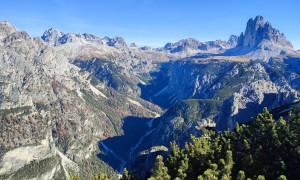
[41,28,64,46]
[0,22,160,179]
[237,16,293,48]
[163,38,231,55]
[143,57,300,142]
[0,21,17,39]
[227,35,239,47]
[41,29,103,46]
[217,80,300,131]
[0,22,116,179]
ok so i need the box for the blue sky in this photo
[0,0,299,49]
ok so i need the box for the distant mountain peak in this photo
[227,35,239,47]
[237,15,293,48]
[41,29,131,49]
[164,38,200,52]
[41,28,64,46]
[163,38,232,54]
[0,21,17,38]
[130,43,138,47]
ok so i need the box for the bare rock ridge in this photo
[41,29,104,46]
[223,15,299,61]
[40,15,298,62]
[0,20,160,179]
[41,28,128,49]
[0,21,17,38]
[41,30,237,58]
[227,34,239,47]
[41,28,63,46]
[237,15,293,48]
[162,34,244,55]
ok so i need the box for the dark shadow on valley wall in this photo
[97,116,153,172]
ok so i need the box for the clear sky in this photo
[0,0,299,49]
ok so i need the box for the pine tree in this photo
[69,173,80,180]
[197,175,204,180]
[94,173,108,180]
[167,141,181,178]
[220,151,234,180]
[202,164,219,180]
[289,107,300,172]
[121,168,131,180]
[176,154,189,179]
[149,155,170,180]
[277,175,287,180]
[257,175,265,180]
[236,170,245,180]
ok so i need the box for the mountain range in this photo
[0,15,299,179]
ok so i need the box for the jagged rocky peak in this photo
[227,34,239,47]
[141,46,152,50]
[201,40,229,50]
[0,21,30,45]
[163,38,232,54]
[164,38,201,53]
[61,33,103,44]
[130,42,138,47]
[104,36,127,48]
[0,21,17,38]
[237,15,293,48]
[82,33,102,44]
[41,28,64,46]
[3,31,30,44]
[41,28,103,46]
[164,38,200,51]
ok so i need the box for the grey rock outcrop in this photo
[41,28,63,46]
[164,38,200,53]
[142,57,300,134]
[103,36,127,48]
[3,31,30,44]
[41,29,103,46]
[237,15,293,48]
[217,79,300,131]
[141,46,152,50]
[227,34,239,47]
[163,38,231,55]
[130,43,138,47]
[0,23,160,179]
[0,21,17,38]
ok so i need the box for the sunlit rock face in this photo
[237,15,293,48]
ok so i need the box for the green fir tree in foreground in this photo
[148,107,300,180]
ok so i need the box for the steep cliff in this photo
[0,21,160,179]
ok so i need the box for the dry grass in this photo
[197,55,250,62]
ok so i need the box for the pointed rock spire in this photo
[237,15,293,48]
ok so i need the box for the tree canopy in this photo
[148,107,300,180]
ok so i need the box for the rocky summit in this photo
[0,15,299,179]
[237,16,293,48]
